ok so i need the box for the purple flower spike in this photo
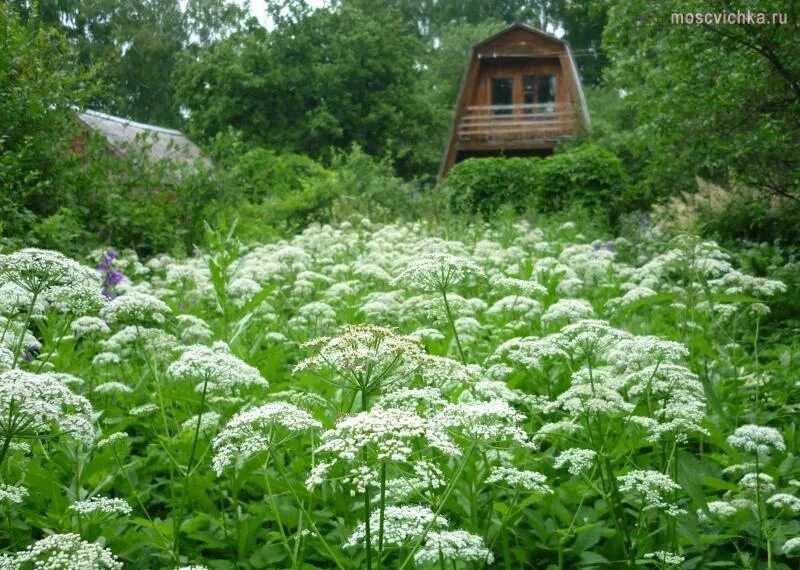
[24,345,38,362]
[97,248,125,299]
[107,270,124,286]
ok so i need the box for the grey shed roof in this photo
[76,109,203,165]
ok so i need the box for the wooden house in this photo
[439,23,590,178]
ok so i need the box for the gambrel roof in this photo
[76,109,203,166]
[439,23,591,178]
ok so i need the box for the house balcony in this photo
[456,103,579,150]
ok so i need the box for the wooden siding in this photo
[439,24,589,179]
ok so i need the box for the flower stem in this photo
[269,449,346,570]
[11,290,39,368]
[111,448,170,552]
[399,444,476,570]
[364,485,373,570]
[440,289,466,364]
[377,462,387,569]
[263,461,297,566]
[173,375,210,559]
[0,434,12,470]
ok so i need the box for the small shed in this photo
[75,109,203,166]
[439,23,590,178]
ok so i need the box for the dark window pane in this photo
[491,77,513,115]
[538,76,556,104]
[523,76,536,111]
[522,75,556,112]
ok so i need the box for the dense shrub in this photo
[537,144,628,216]
[0,8,92,241]
[222,147,330,203]
[443,144,628,221]
[444,157,541,215]
[651,178,800,246]
[227,144,425,239]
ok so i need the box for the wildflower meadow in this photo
[0,219,798,569]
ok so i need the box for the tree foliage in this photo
[0,5,90,236]
[603,0,799,201]
[445,144,628,221]
[175,0,439,178]
[9,0,247,126]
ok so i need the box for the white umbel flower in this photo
[644,551,685,566]
[488,335,567,371]
[739,472,776,493]
[703,500,738,518]
[129,404,159,417]
[344,505,447,549]
[554,448,597,475]
[391,253,485,291]
[0,484,28,505]
[486,467,552,494]
[294,325,423,394]
[727,424,786,456]
[0,369,94,445]
[96,432,129,449]
[93,382,133,395]
[9,533,122,569]
[784,537,800,556]
[766,493,800,513]
[317,407,430,464]
[212,402,320,475]
[70,497,132,517]
[167,342,268,392]
[541,298,595,326]
[101,291,171,325]
[175,314,214,344]
[70,317,111,338]
[181,411,222,434]
[617,470,685,516]
[414,530,493,566]
[554,320,631,359]
[0,248,101,298]
[489,275,547,297]
[433,400,532,448]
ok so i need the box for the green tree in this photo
[0,4,92,238]
[9,0,246,126]
[603,0,799,202]
[175,1,438,178]
[551,0,608,85]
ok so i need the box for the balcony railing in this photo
[457,103,578,144]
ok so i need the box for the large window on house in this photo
[491,77,513,115]
[523,75,556,112]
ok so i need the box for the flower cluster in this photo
[70,497,132,517]
[644,551,685,566]
[167,342,268,392]
[726,424,786,456]
[294,324,424,394]
[554,448,597,476]
[0,369,94,445]
[486,466,552,494]
[617,470,685,516]
[343,505,447,549]
[101,291,172,325]
[414,530,493,566]
[0,484,28,505]
[6,533,122,569]
[212,402,320,475]
[391,252,485,291]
